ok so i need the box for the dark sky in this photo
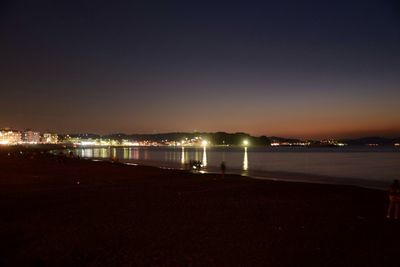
[1,0,400,138]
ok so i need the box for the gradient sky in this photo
[1,0,400,139]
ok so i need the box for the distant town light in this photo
[0,129,21,145]
[80,141,96,146]
[243,140,249,146]
[202,140,208,147]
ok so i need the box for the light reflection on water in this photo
[181,147,184,165]
[243,147,248,175]
[73,146,400,186]
[202,146,207,167]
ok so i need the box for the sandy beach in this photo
[0,147,399,266]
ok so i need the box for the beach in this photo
[0,147,399,266]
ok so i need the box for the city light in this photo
[243,140,249,146]
[202,140,208,147]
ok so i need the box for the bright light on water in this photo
[202,146,207,167]
[243,147,248,171]
[181,146,185,165]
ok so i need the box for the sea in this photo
[71,146,400,189]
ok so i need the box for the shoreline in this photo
[67,145,399,190]
[86,157,390,191]
[1,144,392,191]
[5,144,398,189]
[1,147,399,266]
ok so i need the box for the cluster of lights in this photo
[367,143,379,147]
[320,140,347,147]
[0,129,22,145]
[271,141,311,147]
[66,137,165,147]
[69,138,142,147]
[173,137,210,147]
[0,128,59,145]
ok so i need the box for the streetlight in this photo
[243,140,249,146]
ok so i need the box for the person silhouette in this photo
[386,180,400,219]
[220,161,226,178]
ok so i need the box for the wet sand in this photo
[0,147,399,266]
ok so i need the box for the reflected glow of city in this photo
[181,147,185,165]
[202,146,207,167]
[132,148,139,160]
[81,148,93,158]
[123,147,129,159]
[243,147,248,171]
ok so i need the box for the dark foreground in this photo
[0,148,399,266]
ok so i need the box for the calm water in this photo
[73,146,400,188]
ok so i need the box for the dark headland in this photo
[0,147,399,266]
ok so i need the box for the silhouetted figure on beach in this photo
[189,160,202,171]
[220,161,226,178]
[386,180,400,219]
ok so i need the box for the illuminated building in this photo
[22,129,40,144]
[42,133,58,144]
[0,128,22,145]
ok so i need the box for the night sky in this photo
[1,0,399,138]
